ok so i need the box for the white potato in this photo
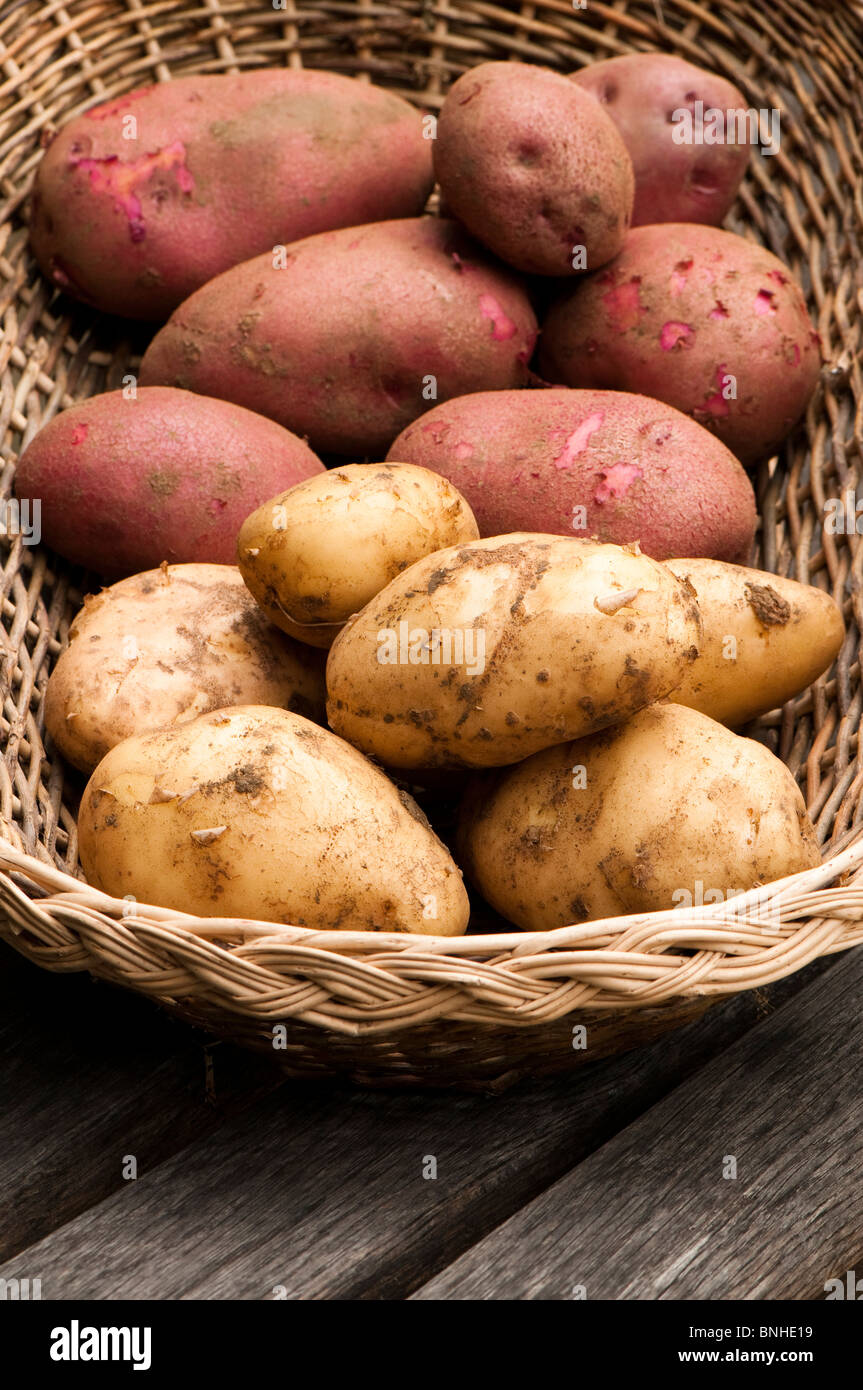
[78,705,469,935]
[45,563,325,772]
[666,557,843,726]
[458,702,820,929]
[327,533,702,769]
[237,463,479,647]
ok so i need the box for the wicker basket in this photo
[1,0,862,1091]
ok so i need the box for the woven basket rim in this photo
[3,828,863,1034]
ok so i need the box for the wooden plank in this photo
[0,953,837,1300]
[0,947,284,1262]
[413,945,863,1301]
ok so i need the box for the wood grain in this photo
[0,951,835,1299]
[413,947,863,1300]
[0,948,283,1262]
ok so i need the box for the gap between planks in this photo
[0,947,839,1298]
[411,945,863,1300]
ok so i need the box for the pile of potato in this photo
[21,55,842,937]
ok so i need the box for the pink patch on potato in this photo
[660,321,694,351]
[754,289,777,315]
[709,302,729,320]
[593,461,643,503]
[602,276,645,332]
[454,441,474,459]
[423,422,451,443]
[553,412,605,469]
[479,293,517,341]
[70,141,194,243]
[701,364,732,416]
[70,423,88,445]
[85,89,154,120]
[670,259,693,295]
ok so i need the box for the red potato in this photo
[30,71,433,320]
[386,388,757,564]
[538,224,821,466]
[571,54,750,227]
[14,387,324,578]
[139,218,538,457]
[433,61,634,276]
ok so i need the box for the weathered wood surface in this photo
[414,945,863,1301]
[0,950,283,1262]
[0,942,837,1299]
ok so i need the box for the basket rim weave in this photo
[3,829,863,1035]
[1,0,863,1082]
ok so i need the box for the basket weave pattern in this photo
[1,0,862,1086]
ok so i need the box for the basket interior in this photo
[1,0,862,883]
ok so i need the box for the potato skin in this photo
[571,55,750,227]
[458,703,821,929]
[387,388,756,564]
[14,386,323,578]
[538,224,821,465]
[434,61,634,276]
[139,218,537,456]
[237,463,479,648]
[326,533,702,770]
[78,705,469,935]
[45,564,326,773]
[30,71,433,320]
[665,558,844,727]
